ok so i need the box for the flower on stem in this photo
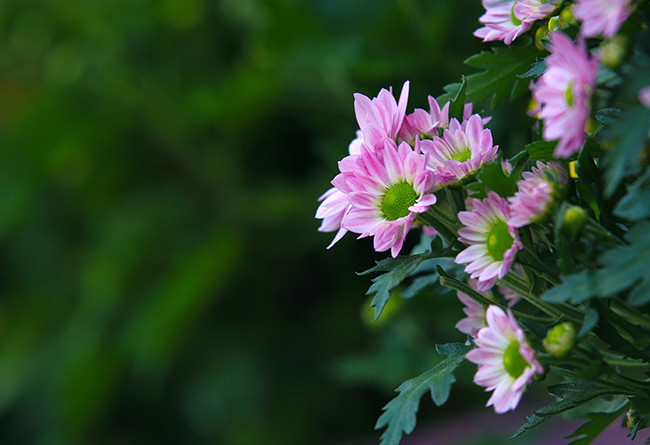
[315,187,351,248]
[543,322,576,357]
[338,139,437,257]
[456,279,492,338]
[455,192,523,291]
[420,114,499,186]
[467,305,543,414]
[352,81,410,151]
[474,0,559,45]
[398,97,488,145]
[575,0,631,39]
[508,161,568,228]
[530,32,599,158]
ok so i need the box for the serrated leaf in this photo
[518,59,546,78]
[438,44,540,110]
[448,76,467,122]
[512,383,618,438]
[566,407,627,444]
[602,104,650,197]
[541,222,650,305]
[615,170,650,221]
[359,255,427,319]
[579,308,599,337]
[474,159,520,198]
[375,343,471,445]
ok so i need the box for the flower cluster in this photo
[315,0,650,441]
[316,82,498,257]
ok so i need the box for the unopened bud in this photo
[548,16,561,31]
[597,36,627,69]
[562,206,587,236]
[535,26,550,51]
[543,322,576,357]
[559,7,575,26]
[626,408,644,431]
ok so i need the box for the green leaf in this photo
[518,59,546,79]
[359,255,427,320]
[579,308,599,338]
[615,170,650,221]
[448,75,467,122]
[512,383,618,438]
[466,158,520,198]
[566,407,627,444]
[601,104,650,197]
[541,222,650,305]
[438,44,540,110]
[375,343,471,445]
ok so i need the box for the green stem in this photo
[419,207,460,247]
[439,275,554,324]
[517,246,561,286]
[610,299,650,330]
[500,273,569,320]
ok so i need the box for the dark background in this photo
[0,1,544,444]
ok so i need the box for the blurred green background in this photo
[0,0,541,444]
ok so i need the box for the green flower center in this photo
[486,221,514,262]
[451,149,471,162]
[381,181,418,221]
[504,340,528,378]
[565,81,575,107]
[511,3,522,26]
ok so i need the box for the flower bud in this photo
[543,322,576,357]
[535,26,550,51]
[626,408,644,431]
[559,7,575,26]
[562,206,587,237]
[597,36,627,69]
[548,16,561,31]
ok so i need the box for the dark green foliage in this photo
[438,43,540,110]
[512,383,619,438]
[615,171,650,221]
[565,407,627,445]
[375,343,470,445]
[359,255,428,320]
[541,222,650,305]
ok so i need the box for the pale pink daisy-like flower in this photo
[474,0,558,45]
[315,188,351,249]
[398,97,486,145]
[339,140,437,257]
[508,161,568,228]
[420,115,499,186]
[455,192,523,291]
[575,0,631,39]
[456,280,490,338]
[352,81,410,151]
[531,32,599,158]
[467,305,543,414]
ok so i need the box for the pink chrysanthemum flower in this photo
[315,188,351,249]
[420,115,499,186]
[455,192,523,292]
[467,305,543,414]
[398,97,485,145]
[575,0,631,38]
[339,140,437,257]
[508,161,568,228]
[456,281,490,338]
[352,81,410,151]
[474,0,558,45]
[530,32,599,158]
